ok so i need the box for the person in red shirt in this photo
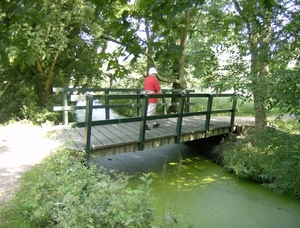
[144,67,163,130]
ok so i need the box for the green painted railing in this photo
[53,87,195,125]
[53,88,237,162]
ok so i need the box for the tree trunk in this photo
[235,0,272,132]
[168,9,189,113]
[253,11,271,132]
[39,51,60,106]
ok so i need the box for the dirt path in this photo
[0,122,64,203]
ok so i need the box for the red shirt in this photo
[144,75,161,103]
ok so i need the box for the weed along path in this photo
[94,143,300,228]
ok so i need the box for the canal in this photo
[94,142,300,228]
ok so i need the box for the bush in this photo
[1,149,154,227]
[222,120,300,198]
[222,134,269,181]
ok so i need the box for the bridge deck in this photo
[56,116,233,157]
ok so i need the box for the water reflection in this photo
[75,100,119,122]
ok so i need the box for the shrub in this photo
[2,149,154,227]
[222,120,300,198]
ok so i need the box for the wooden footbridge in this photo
[53,87,237,161]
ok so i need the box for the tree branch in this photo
[233,0,252,33]
[36,58,44,76]
[50,51,61,76]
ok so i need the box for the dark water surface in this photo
[94,143,300,228]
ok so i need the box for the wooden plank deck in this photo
[56,116,234,157]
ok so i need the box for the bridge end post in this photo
[62,91,68,125]
[138,95,148,151]
[175,94,185,144]
[84,95,94,164]
[205,95,213,137]
[230,97,237,132]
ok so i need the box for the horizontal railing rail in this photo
[53,87,195,125]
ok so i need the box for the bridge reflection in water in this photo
[53,88,237,161]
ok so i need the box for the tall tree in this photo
[233,0,272,131]
[0,0,106,122]
[191,0,299,131]
[92,0,206,83]
[93,0,206,111]
[1,0,103,105]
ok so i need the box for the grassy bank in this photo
[0,150,154,227]
[218,119,300,198]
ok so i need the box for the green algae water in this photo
[95,144,300,228]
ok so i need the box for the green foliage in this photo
[0,0,105,124]
[222,119,300,198]
[269,68,300,118]
[0,149,155,227]
[0,71,75,125]
[1,0,299,128]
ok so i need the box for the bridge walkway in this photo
[56,116,233,158]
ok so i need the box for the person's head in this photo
[148,67,158,75]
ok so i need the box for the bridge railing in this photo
[53,87,195,125]
[53,90,237,161]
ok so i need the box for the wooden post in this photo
[84,95,93,163]
[138,95,148,151]
[175,94,185,143]
[105,91,110,119]
[186,91,191,113]
[62,91,68,125]
[230,97,237,132]
[205,95,213,137]
[137,91,141,116]
[162,92,167,115]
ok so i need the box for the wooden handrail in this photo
[53,87,195,125]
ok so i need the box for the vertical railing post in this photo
[137,91,141,116]
[162,91,167,115]
[84,95,93,163]
[186,91,191,113]
[205,94,213,137]
[138,95,148,151]
[175,94,185,143]
[62,91,68,125]
[230,96,237,132]
[105,91,110,119]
